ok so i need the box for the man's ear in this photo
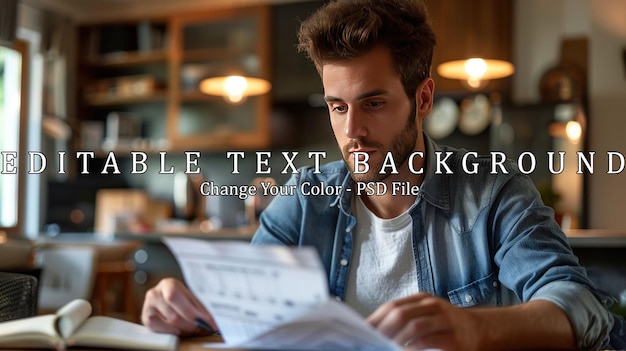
[415,77,435,119]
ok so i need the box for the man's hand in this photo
[141,278,216,336]
[367,293,482,351]
[368,293,577,351]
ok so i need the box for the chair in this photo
[0,239,34,270]
[91,241,142,322]
[0,272,38,322]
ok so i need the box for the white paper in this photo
[163,238,402,351]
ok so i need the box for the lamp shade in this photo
[437,58,514,90]
[437,58,514,80]
[199,75,271,104]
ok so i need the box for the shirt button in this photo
[345,227,350,232]
[340,259,348,266]
[465,294,473,303]
[493,281,498,288]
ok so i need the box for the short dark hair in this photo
[297,0,437,98]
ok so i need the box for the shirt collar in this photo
[331,168,355,217]
[332,133,451,213]
[419,133,451,211]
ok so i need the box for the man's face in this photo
[322,45,421,183]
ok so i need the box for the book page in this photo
[55,298,92,339]
[0,314,60,348]
[0,299,92,349]
[163,238,329,345]
[68,316,178,351]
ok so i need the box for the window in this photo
[0,41,27,235]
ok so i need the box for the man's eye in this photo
[366,101,385,109]
[332,105,348,113]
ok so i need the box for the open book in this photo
[0,299,178,350]
[164,238,403,351]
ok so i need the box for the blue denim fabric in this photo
[251,135,621,349]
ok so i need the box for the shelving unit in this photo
[75,6,271,154]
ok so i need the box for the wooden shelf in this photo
[179,90,222,102]
[83,50,169,68]
[83,92,168,107]
[76,6,271,152]
[182,47,254,62]
[95,147,171,158]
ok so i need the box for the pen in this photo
[194,317,220,336]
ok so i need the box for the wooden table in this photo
[179,335,297,351]
[178,336,222,351]
[0,335,282,351]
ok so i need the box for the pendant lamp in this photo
[199,75,271,104]
[437,58,514,90]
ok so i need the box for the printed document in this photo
[163,238,402,351]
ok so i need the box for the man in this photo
[142,1,624,349]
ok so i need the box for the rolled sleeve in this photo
[531,280,612,350]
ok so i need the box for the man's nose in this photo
[345,109,367,139]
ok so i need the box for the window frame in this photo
[0,39,29,237]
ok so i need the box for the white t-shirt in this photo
[343,195,419,317]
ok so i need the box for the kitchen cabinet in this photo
[75,6,271,154]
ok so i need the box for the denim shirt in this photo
[251,135,623,350]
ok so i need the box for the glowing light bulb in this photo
[464,58,488,79]
[464,58,488,89]
[223,76,248,104]
[199,75,271,104]
[566,121,582,143]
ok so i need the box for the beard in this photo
[343,102,418,183]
